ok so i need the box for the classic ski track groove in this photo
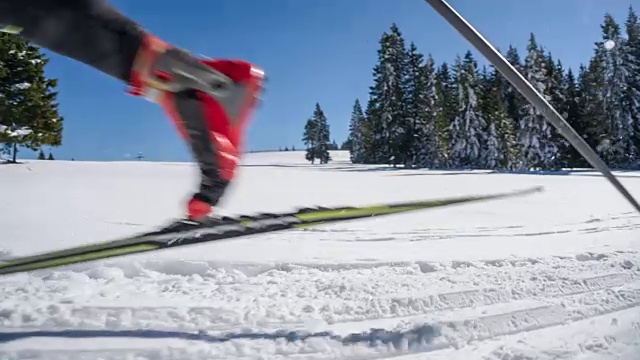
[1,248,639,359]
[298,212,640,242]
[3,287,640,360]
[3,271,633,331]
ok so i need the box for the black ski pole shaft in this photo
[422,0,640,214]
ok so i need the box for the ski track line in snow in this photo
[0,271,633,333]
[297,209,638,237]
[1,250,640,359]
[2,286,640,360]
[0,251,638,332]
[301,212,640,242]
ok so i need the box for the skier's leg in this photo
[0,0,144,82]
[0,0,266,220]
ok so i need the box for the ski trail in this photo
[2,288,640,360]
[1,249,639,359]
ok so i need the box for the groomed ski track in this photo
[1,150,640,360]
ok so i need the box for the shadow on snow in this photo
[0,324,440,349]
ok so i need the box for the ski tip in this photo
[512,186,544,196]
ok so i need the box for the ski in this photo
[0,186,542,276]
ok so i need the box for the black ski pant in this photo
[0,0,144,83]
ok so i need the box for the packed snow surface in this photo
[1,150,640,360]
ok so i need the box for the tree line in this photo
[345,7,640,171]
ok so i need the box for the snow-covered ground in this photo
[1,150,640,360]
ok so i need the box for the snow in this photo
[605,40,616,50]
[1,150,640,359]
[0,124,32,138]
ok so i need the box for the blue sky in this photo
[21,0,635,161]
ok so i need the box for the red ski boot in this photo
[127,34,265,220]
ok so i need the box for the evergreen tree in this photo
[518,33,560,170]
[502,45,526,134]
[363,97,377,162]
[302,117,318,163]
[302,103,331,164]
[449,51,486,168]
[562,68,589,168]
[314,103,331,164]
[624,7,640,162]
[545,56,566,113]
[367,23,408,166]
[483,123,500,169]
[595,13,637,168]
[579,58,608,158]
[404,44,437,168]
[494,109,519,170]
[434,62,456,167]
[348,98,367,163]
[480,66,519,169]
[402,42,422,167]
[47,152,54,160]
[0,33,63,163]
[37,148,45,160]
[418,54,439,168]
[545,55,569,166]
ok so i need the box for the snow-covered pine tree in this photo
[484,123,500,169]
[449,51,486,168]
[0,33,63,163]
[448,57,464,168]
[402,42,422,168]
[418,54,438,168]
[624,7,640,165]
[518,33,560,170]
[434,62,456,168]
[545,56,566,114]
[596,14,637,168]
[578,58,608,162]
[502,45,526,138]
[478,66,497,169]
[494,109,519,170]
[562,68,589,168]
[367,23,408,166]
[348,98,367,163]
[545,55,569,167]
[403,43,437,168]
[479,65,518,170]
